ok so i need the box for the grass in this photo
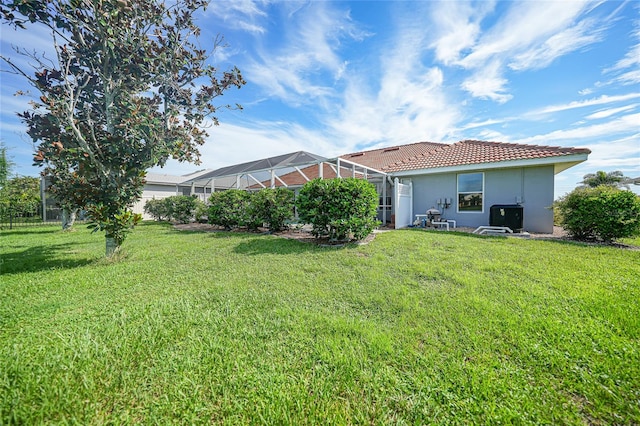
[1,223,639,424]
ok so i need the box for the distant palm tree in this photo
[580,170,627,188]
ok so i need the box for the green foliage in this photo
[580,170,627,188]
[297,178,380,241]
[0,176,41,219]
[144,195,205,223]
[1,0,244,255]
[207,188,294,231]
[86,204,142,255]
[2,224,640,423]
[208,190,253,230]
[165,195,204,224]
[555,186,640,242]
[0,142,13,187]
[194,198,209,223]
[143,198,169,221]
[249,187,294,231]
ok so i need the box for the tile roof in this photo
[249,140,591,188]
[340,141,448,170]
[344,140,591,173]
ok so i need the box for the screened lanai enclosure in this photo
[181,151,408,227]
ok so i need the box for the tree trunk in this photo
[61,208,77,230]
[105,237,119,257]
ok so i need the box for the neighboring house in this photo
[234,140,590,234]
[133,169,212,219]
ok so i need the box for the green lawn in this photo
[1,223,639,424]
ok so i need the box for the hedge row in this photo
[207,188,294,232]
[145,178,381,241]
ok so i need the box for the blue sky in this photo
[1,0,639,198]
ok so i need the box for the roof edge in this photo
[389,153,590,177]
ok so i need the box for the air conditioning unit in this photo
[489,204,523,232]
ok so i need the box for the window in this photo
[457,172,484,212]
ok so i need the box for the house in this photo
[133,169,213,219]
[348,140,590,233]
[222,140,590,234]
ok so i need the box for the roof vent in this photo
[350,152,364,157]
[383,147,400,152]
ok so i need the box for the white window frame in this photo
[457,172,484,213]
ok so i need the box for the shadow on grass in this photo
[0,228,62,236]
[0,243,96,274]
[419,228,637,250]
[232,235,351,255]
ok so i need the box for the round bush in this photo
[250,187,294,232]
[165,195,203,224]
[208,189,253,230]
[555,186,640,242]
[297,178,379,241]
[144,198,169,221]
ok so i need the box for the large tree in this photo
[1,0,245,255]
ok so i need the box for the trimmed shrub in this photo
[297,178,380,241]
[554,186,640,242]
[164,195,203,224]
[144,196,204,223]
[144,198,169,221]
[208,190,253,230]
[250,188,295,232]
[194,200,209,223]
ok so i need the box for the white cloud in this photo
[245,2,370,104]
[458,1,596,69]
[508,18,604,71]
[324,17,462,148]
[460,60,512,103]
[151,119,341,176]
[328,66,459,148]
[428,1,495,65]
[601,10,640,85]
[515,112,640,144]
[606,42,640,73]
[585,104,638,119]
[475,128,509,141]
[532,93,640,115]
[613,68,640,85]
[440,1,608,103]
[206,0,269,34]
[461,118,508,130]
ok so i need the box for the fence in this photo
[0,203,77,229]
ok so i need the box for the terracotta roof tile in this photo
[377,140,591,172]
[339,141,448,170]
[252,140,590,187]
